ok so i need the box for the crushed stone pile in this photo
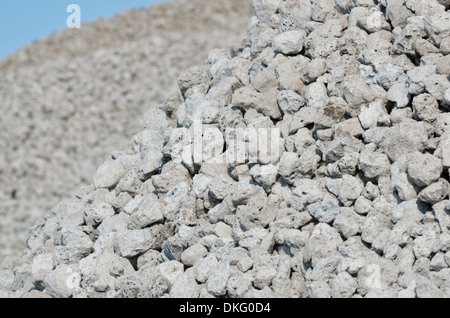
[1,0,450,298]
[0,0,253,263]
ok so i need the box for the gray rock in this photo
[361,197,393,244]
[386,82,411,108]
[375,64,407,90]
[392,156,421,202]
[208,175,236,200]
[252,253,278,289]
[415,275,443,298]
[433,201,450,233]
[147,260,184,298]
[30,254,54,285]
[206,261,230,296]
[393,22,423,56]
[275,55,309,94]
[309,255,340,282]
[354,196,372,215]
[252,0,281,23]
[208,197,234,224]
[236,256,254,273]
[444,89,450,108]
[114,227,163,258]
[196,254,219,284]
[357,257,399,297]
[128,194,164,230]
[178,65,211,99]
[44,264,81,298]
[304,223,343,267]
[390,199,427,247]
[227,271,254,298]
[164,182,197,226]
[152,162,191,194]
[330,272,358,298]
[169,268,201,298]
[359,151,390,180]
[236,194,279,231]
[232,86,282,120]
[435,115,450,138]
[97,212,130,236]
[425,74,450,102]
[93,160,127,189]
[380,120,428,162]
[305,281,331,298]
[7,0,450,301]
[55,200,85,227]
[180,243,208,267]
[192,174,212,197]
[325,131,363,163]
[293,179,324,205]
[418,179,449,205]
[273,30,306,55]
[333,118,364,138]
[232,180,263,206]
[424,11,450,46]
[84,200,115,228]
[445,251,450,267]
[305,82,329,108]
[338,175,364,207]
[407,65,437,96]
[277,90,305,114]
[386,0,414,28]
[250,164,278,192]
[413,233,438,259]
[407,151,443,187]
[358,99,388,129]
[333,207,362,239]
[412,93,440,123]
[116,168,144,196]
[308,200,340,224]
[436,54,450,76]
[359,33,392,66]
[430,253,447,271]
[55,227,94,264]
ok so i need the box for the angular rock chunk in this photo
[273,30,306,55]
[407,152,443,187]
[114,227,164,258]
[379,120,428,162]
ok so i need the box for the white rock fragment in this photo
[358,99,387,129]
[407,152,443,187]
[43,264,81,298]
[273,30,306,55]
[128,194,164,230]
[180,244,208,267]
[94,160,127,189]
[114,227,163,258]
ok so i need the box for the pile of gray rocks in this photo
[1,0,450,298]
[0,0,253,263]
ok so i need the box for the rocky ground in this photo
[1,0,450,298]
[0,0,253,263]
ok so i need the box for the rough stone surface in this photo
[0,0,253,262]
[2,0,450,299]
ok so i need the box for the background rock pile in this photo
[0,0,253,262]
[1,0,450,298]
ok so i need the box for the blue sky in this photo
[0,0,167,60]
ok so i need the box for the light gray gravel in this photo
[1,0,450,298]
